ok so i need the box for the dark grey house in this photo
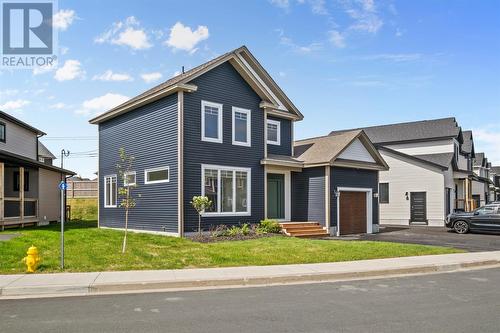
[90,46,388,236]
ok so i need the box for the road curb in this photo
[2,256,499,298]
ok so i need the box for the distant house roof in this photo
[89,45,303,124]
[491,166,500,174]
[412,153,455,169]
[377,147,450,171]
[461,130,474,156]
[474,152,485,167]
[329,117,462,145]
[38,141,56,159]
[0,110,46,135]
[292,130,388,169]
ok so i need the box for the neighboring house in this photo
[90,46,388,236]
[0,111,74,230]
[472,152,493,206]
[330,118,475,227]
[66,176,98,198]
[490,166,500,201]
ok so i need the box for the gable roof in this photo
[474,152,485,167]
[378,147,449,171]
[0,110,45,136]
[491,166,500,174]
[461,130,474,155]
[89,46,303,124]
[38,141,56,159]
[293,130,388,169]
[329,117,462,145]
[412,153,455,169]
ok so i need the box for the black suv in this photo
[446,204,500,234]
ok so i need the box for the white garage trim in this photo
[336,187,373,236]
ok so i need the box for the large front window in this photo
[202,165,251,215]
[202,100,223,143]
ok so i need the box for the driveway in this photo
[349,225,500,252]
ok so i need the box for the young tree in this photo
[190,196,212,235]
[116,148,136,253]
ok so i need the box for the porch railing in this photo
[3,197,38,219]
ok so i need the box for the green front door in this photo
[267,173,285,219]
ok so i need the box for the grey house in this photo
[0,111,74,230]
[90,46,388,236]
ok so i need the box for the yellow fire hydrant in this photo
[22,245,40,273]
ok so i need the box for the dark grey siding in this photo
[183,62,265,232]
[330,167,379,227]
[98,94,178,233]
[291,167,325,225]
[267,116,292,156]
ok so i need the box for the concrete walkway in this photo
[1,251,499,299]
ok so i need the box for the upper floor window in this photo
[232,107,251,146]
[267,119,280,145]
[201,100,223,143]
[0,122,5,143]
[145,166,169,184]
[123,171,137,187]
[104,175,117,208]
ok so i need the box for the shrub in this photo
[258,219,281,234]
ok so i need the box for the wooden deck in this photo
[279,222,329,238]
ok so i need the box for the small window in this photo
[123,171,136,187]
[232,107,251,146]
[13,171,29,192]
[104,175,117,208]
[201,100,223,143]
[379,183,389,204]
[145,167,169,184]
[267,119,280,145]
[0,122,5,142]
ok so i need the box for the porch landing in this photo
[279,222,329,238]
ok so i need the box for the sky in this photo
[0,0,499,178]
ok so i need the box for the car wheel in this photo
[453,220,469,234]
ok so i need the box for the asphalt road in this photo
[1,267,500,333]
[354,225,500,252]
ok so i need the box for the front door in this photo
[410,192,427,223]
[267,173,285,219]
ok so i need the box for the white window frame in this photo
[201,100,223,143]
[104,175,117,208]
[201,164,251,216]
[232,107,251,147]
[144,166,170,184]
[123,171,137,187]
[266,119,281,145]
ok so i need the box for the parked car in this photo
[446,204,500,234]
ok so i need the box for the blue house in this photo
[90,46,388,237]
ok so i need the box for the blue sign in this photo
[59,182,67,190]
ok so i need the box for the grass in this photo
[67,198,97,221]
[0,221,463,274]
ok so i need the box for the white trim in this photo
[201,100,223,143]
[177,90,184,237]
[103,174,117,208]
[336,187,373,236]
[266,119,281,145]
[123,171,136,187]
[231,107,251,147]
[265,168,291,221]
[144,166,170,184]
[201,164,252,217]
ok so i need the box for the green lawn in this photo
[0,221,463,274]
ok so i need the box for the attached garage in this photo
[339,191,367,235]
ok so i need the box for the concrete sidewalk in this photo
[1,251,499,299]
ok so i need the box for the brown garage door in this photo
[339,191,367,235]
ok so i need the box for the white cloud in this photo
[50,102,66,109]
[345,0,383,33]
[33,61,58,75]
[92,70,133,82]
[0,99,30,111]
[140,72,163,83]
[308,0,328,15]
[472,128,500,165]
[53,9,76,31]
[95,16,152,50]
[0,89,19,97]
[76,93,129,116]
[269,0,290,9]
[165,22,209,53]
[278,30,322,54]
[329,30,346,48]
[54,60,85,81]
[359,53,422,62]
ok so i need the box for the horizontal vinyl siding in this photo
[331,167,379,227]
[378,151,445,226]
[98,94,178,233]
[267,116,292,156]
[183,62,265,232]
[0,117,37,160]
[291,167,325,225]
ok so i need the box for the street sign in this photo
[59,181,67,190]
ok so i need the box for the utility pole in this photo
[60,149,70,269]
